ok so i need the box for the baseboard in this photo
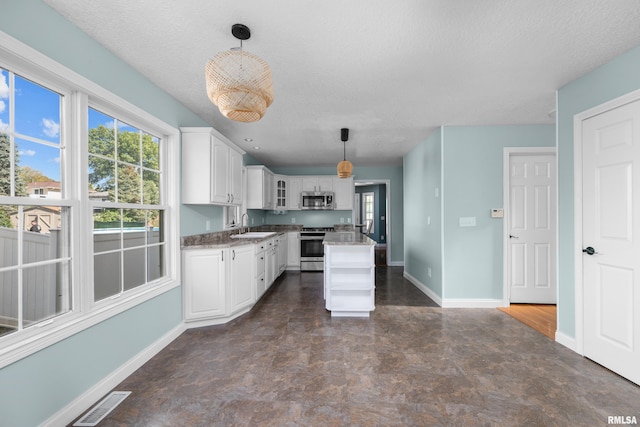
[403,271,442,306]
[45,322,187,427]
[555,330,577,352]
[387,261,404,267]
[442,299,503,308]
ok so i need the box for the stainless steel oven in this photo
[299,227,333,271]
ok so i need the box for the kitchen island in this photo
[323,231,376,317]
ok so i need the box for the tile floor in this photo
[80,267,640,426]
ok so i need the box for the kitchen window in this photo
[88,108,166,302]
[0,36,179,368]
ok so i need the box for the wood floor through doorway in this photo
[497,304,557,339]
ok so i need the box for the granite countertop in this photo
[323,231,376,246]
[181,231,286,250]
[182,224,357,249]
[181,224,301,249]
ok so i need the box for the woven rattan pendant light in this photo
[205,24,274,123]
[337,128,353,178]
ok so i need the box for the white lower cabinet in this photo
[255,240,267,300]
[183,243,255,325]
[286,232,300,269]
[183,248,226,320]
[228,244,255,314]
[183,234,289,326]
[278,234,288,275]
[265,237,277,289]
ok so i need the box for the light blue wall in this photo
[404,126,555,302]
[556,44,640,338]
[442,125,555,299]
[271,165,404,263]
[0,1,204,425]
[404,128,443,298]
[0,288,181,427]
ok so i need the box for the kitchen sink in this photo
[230,231,276,239]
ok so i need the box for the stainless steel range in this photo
[299,227,334,271]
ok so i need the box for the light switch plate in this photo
[459,217,476,227]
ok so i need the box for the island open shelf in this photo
[323,232,375,317]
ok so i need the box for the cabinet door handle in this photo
[221,250,224,262]
[232,249,236,260]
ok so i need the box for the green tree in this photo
[19,165,53,184]
[0,133,27,197]
[0,133,27,229]
[88,125,160,225]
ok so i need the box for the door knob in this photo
[582,247,597,255]
[509,235,519,239]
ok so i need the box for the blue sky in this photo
[0,69,61,182]
[0,68,156,185]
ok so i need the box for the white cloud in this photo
[18,149,36,156]
[53,157,60,164]
[42,118,59,138]
[0,99,5,114]
[0,118,7,132]
[0,73,8,99]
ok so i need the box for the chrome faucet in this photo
[240,213,249,234]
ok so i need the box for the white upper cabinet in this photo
[333,176,354,210]
[287,177,302,210]
[302,176,333,192]
[247,170,353,211]
[274,174,288,209]
[246,165,275,209]
[228,148,244,205]
[181,127,244,205]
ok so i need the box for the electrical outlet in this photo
[291,217,296,224]
[347,218,351,223]
[340,217,344,223]
[251,218,254,225]
[205,220,211,231]
[428,267,432,277]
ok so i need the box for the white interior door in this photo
[507,152,557,303]
[582,98,640,385]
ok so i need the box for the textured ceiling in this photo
[45,0,640,167]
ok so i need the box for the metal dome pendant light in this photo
[337,128,353,178]
[205,24,274,123]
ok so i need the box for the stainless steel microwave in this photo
[301,191,335,210]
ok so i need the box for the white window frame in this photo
[0,32,180,369]
[362,191,375,234]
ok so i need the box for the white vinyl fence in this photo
[0,227,161,329]
[0,227,62,328]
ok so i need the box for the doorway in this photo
[575,91,640,386]
[353,179,391,266]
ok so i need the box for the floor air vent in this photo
[73,391,131,426]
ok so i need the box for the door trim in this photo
[502,147,557,307]
[573,87,640,355]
